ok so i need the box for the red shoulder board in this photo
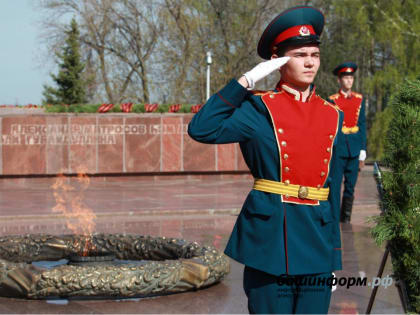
[261,92,340,206]
[251,90,271,96]
[329,93,340,100]
[324,99,341,111]
[352,92,363,99]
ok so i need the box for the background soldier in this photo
[329,63,367,223]
[189,6,343,314]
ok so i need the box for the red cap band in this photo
[338,67,354,74]
[271,25,315,51]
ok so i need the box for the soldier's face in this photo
[338,75,354,90]
[276,44,320,88]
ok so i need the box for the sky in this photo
[0,1,54,105]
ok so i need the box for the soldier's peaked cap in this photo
[257,6,324,60]
[333,62,358,76]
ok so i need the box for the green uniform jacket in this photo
[188,79,344,276]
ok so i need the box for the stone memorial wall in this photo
[0,114,249,176]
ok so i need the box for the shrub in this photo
[370,79,420,313]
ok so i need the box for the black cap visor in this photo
[272,35,320,55]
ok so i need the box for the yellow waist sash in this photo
[253,178,329,201]
[342,126,359,134]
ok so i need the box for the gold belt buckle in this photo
[298,186,309,199]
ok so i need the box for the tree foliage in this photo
[39,0,162,104]
[370,79,420,313]
[42,18,87,105]
[367,105,393,161]
[158,0,294,103]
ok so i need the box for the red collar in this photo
[339,89,353,99]
[276,81,316,102]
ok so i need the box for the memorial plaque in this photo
[217,143,236,171]
[0,114,247,176]
[183,115,216,172]
[69,116,97,173]
[98,116,124,173]
[2,116,47,175]
[46,116,69,174]
[162,116,183,172]
[125,116,161,172]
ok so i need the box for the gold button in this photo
[270,94,275,99]
[324,159,328,164]
[321,171,326,176]
[284,154,288,160]
[285,195,289,198]
[317,184,321,189]
[327,147,331,152]
[329,135,334,140]
[284,167,290,172]
[281,141,287,147]
[298,186,309,199]
[284,180,290,185]
[278,128,284,134]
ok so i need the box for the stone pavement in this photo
[0,166,404,314]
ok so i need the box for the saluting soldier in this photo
[188,6,343,314]
[329,63,367,223]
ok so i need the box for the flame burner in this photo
[0,233,230,299]
[68,253,116,265]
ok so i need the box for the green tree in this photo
[367,105,393,161]
[371,79,420,313]
[159,0,295,103]
[42,18,87,105]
